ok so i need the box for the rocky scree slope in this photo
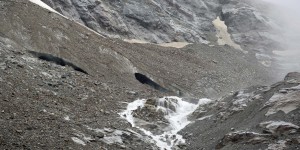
[0,0,285,150]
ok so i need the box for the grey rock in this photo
[93,132,105,139]
[41,0,282,56]
[40,0,219,43]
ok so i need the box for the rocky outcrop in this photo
[41,0,221,43]
[41,0,282,55]
[182,72,300,150]
[220,0,282,53]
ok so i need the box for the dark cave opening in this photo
[29,51,88,74]
[134,73,168,92]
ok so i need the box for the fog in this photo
[262,0,300,79]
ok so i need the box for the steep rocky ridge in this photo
[41,0,220,43]
[41,0,281,54]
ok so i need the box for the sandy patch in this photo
[212,17,245,52]
[158,42,190,48]
[123,39,149,44]
[124,39,190,48]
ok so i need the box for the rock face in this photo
[41,0,221,43]
[220,0,282,53]
[41,0,286,74]
[41,0,281,53]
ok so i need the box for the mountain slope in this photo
[0,0,297,150]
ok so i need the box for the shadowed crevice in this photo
[134,73,168,92]
[29,51,88,74]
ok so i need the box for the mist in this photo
[262,0,300,79]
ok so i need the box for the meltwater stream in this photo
[120,96,212,150]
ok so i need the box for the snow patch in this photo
[29,0,106,39]
[29,0,60,14]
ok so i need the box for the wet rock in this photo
[104,128,114,133]
[126,90,137,95]
[284,72,300,83]
[145,97,177,112]
[16,130,23,133]
[259,121,300,136]
[216,131,273,149]
[264,91,300,116]
[267,140,287,150]
[92,132,104,139]
[290,137,300,144]
[279,89,288,94]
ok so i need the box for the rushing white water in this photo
[120,96,212,150]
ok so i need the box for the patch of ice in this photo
[120,96,212,150]
[71,137,86,146]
